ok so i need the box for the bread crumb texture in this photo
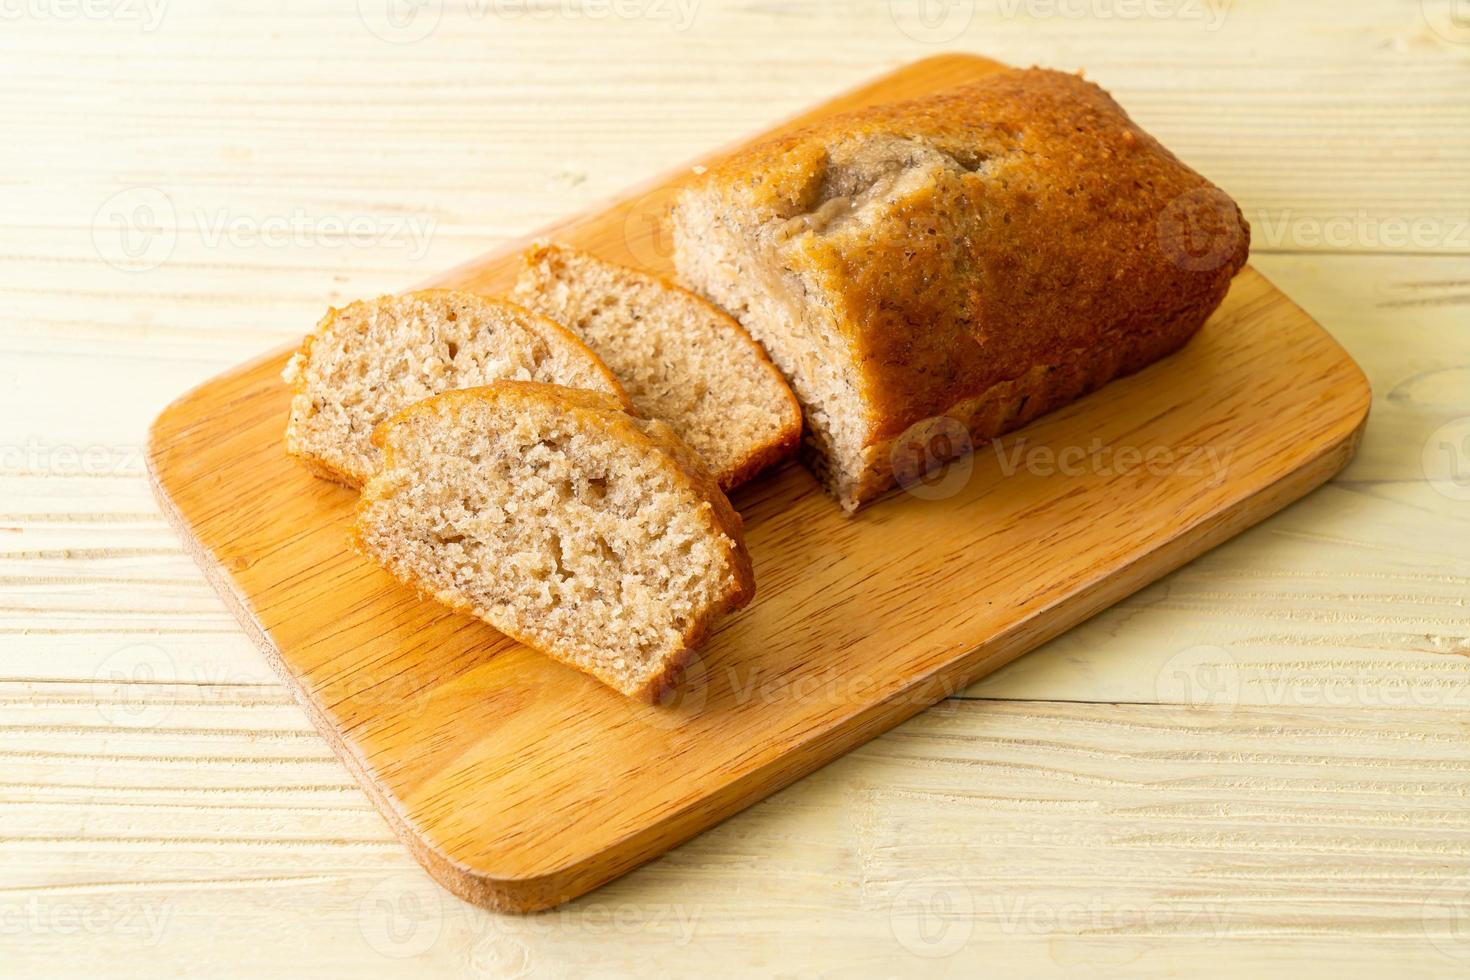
[511,242,801,490]
[283,290,627,487]
[353,382,754,701]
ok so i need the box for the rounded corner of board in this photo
[418,852,590,915]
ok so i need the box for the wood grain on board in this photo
[144,55,1372,912]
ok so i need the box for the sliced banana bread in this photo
[283,290,628,487]
[353,382,754,702]
[509,243,801,490]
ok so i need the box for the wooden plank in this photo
[2,699,1467,977]
[145,55,1370,911]
[2,0,1466,972]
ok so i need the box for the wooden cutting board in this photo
[146,53,1371,913]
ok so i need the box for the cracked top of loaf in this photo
[676,67,1251,445]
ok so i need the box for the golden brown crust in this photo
[514,242,803,491]
[357,382,754,702]
[864,310,1201,505]
[676,67,1250,510]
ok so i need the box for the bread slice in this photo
[509,243,801,490]
[672,68,1249,511]
[353,382,754,701]
[283,290,628,487]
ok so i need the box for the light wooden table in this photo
[3,2,1468,976]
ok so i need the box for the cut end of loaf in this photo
[673,68,1250,514]
[354,382,754,701]
[283,290,628,487]
[670,194,871,511]
[509,242,801,490]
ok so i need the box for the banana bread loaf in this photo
[672,67,1250,511]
